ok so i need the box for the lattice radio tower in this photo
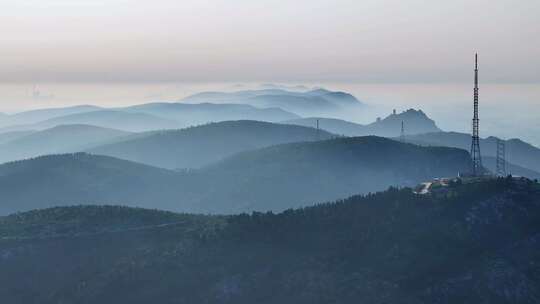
[496,138,506,176]
[316,119,320,141]
[470,53,483,176]
[400,121,405,142]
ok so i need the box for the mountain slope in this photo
[0,153,182,215]
[8,103,300,132]
[0,105,102,128]
[187,136,471,213]
[122,102,300,126]
[0,137,471,215]
[1,179,538,303]
[0,130,35,145]
[405,132,540,173]
[89,120,334,169]
[34,110,180,132]
[0,125,131,164]
[284,117,366,136]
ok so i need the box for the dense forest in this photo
[1,178,539,303]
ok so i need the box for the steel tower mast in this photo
[316,119,320,141]
[400,121,405,142]
[496,138,506,176]
[470,53,483,176]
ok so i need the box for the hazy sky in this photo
[2,0,539,83]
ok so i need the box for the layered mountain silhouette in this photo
[1,178,538,303]
[0,137,470,215]
[405,132,540,173]
[89,120,334,169]
[0,125,131,164]
[286,109,441,137]
[0,130,35,145]
[0,105,102,128]
[0,103,300,133]
[33,110,180,132]
[182,88,364,116]
[190,136,470,213]
[121,102,300,127]
[0,153,180,215]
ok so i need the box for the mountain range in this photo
[0,125,131,164]
[0,121,331,166]
[120,102,300,129]
[0,105,102,128]
[1,178,538,303]
[0,137,470,215]
[285,109,441,137]
[88,120,334,169]
[182,88,364,117]
[0,102,300,133]
[1,88,359,133]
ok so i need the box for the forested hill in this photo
[0,137,471,214]
[88,120,334,169]
[187,136,471,213]
[1,178,539,303]
[0,153,182,215]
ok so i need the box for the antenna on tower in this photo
[496,138,506,177]
[400,121,405,142]
[470,53,483,176]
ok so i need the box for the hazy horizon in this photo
[1,0,539,145]
[1,81,539,147]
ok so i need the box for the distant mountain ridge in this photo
[121,102,300,128]
[0,103,300,133]
[0,125,132,164]
[0,130,36,145]
[89,120,334,169]
[33,110,181,132]
[0,105,102,128]
[285,109,441,137]
[0,137,471,215]
[182,88,364,116]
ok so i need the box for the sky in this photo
[1,0,539,145]
[1,0,539,83]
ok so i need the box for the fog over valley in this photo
[1,1,540,303]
